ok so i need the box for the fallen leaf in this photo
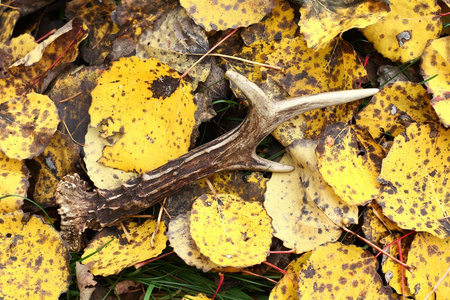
[0,211,71,299]
[0,34,37,80]
[0,153,29,212]
[76,262,97,300]
[0,9,20,42]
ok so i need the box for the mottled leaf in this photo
[0,153,29,212]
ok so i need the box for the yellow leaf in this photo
[0,153,29,212]
[297,242,391,299]
[0,34,37,80]
[180,0,276,31]
[288,139,359,225]
[316,124,385,206]
[265,154,341,253]
[0,89,60,160]
[361,0,441,63]
[299,0,389,50]
[0,9,20,43]
[355,81,439,139]
[241,0,297,45]
[89,56,197,173]
[377,123,450,238]
[272,114,307,147]
[84,127,138,189]
[0,211,70,299]
[190,193,272,267]
[421,36,450,127]
[82,219,167,276]
[406,232,450,299]
[269,253,311,300]
[167,212,221,272]
[182,293,211,300]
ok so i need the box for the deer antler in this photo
[56,71,378,250]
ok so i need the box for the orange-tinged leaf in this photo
[265,154,341,253]
[421,36,450,127]
[377,123,450,238]
[0,153,29,212]
[0,89,60,160]
[241,0,297,45]
[361,0,441,63]
[168,212,221,272]
[180,0,276,31]
[82,219,167,276]
[316,123,385,206]
[0,211,71,299]
[355,81,439,140]
[269,253,311,300]
[299,0,389,50]
[190,193,272,268]
[297,242,392,299]
[406,232,450,299]
[89,56,197,173]
[288,139,359,225]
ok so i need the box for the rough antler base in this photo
[56,71,378,251]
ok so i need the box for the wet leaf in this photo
[377,123,450,238]
[316,123,385,206]
[89,56,197,173]
[265,154,341,253]
[297,242,392,299]
[190,193,272,267]
[180,0,276,31]
[406,232,450,299]
[362,0,441,63]
[82,219,167,276]
[0,153,29,213]
[421,36,450,127]
[299,0,389,50]
[0,211,70,299]
[355,81,439,140]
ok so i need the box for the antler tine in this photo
[56,71,379,250]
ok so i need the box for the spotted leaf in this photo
[0,153,29,213]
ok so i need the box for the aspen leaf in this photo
[167,212,221,272]
[89,56,197,173]
[190,193,272,268]
[297,242,392,299]
[406,232,450,299]
[299,0,389,50]
[377,123,450,238]
[269,253,311,300]
[0,88,60,160]
[0,9,19,43]
[272,115,307,147]
[182,293,211,300]
[82,219,167,276]
[265,154,341,253]
[0,34,37,80]
[316,123,385,206]
[0,153,29,213]
[0,211,71,299]
[288,139,359,225]
[421,36,450,127]
[361,0,441,63]
[180,0,276,32]
[355,81,439,140]
[136,7,211,90]
[241,0,297,45]
[84,127,138,189]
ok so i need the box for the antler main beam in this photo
[56,71,378,250]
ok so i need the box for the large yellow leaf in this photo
[180,0,276,31]
[82,219,167,276]
[421,36,450,127]
[297,242,391,299]
[316,123,385,206]
[299,0,389,50]
[406,232,450,299]
[190,193,272,268]
[377,123,450,238]
[355,81,439,140]
[265,154,341,253]
[0,211,70,299]
[0,88,60,160]
[0,153,29,213]
[89,56,197,173]
[362,0,441,63]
